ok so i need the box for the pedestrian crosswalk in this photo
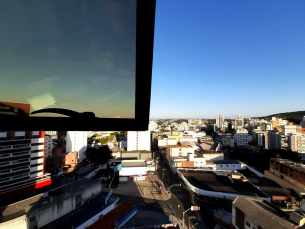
[173,192,187,200]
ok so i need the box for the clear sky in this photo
[150,0,305,119]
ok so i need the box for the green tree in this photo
[85,146,112,164]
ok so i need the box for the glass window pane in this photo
[0,0,136,118]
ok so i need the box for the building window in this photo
[245,220,251,229]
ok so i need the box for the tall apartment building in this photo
[234,115,244,128]
[127,129,151,151]
[268,130,281,150]
[236,128,248,147]
[0,131,51,205]
[290,133,305,155]
[57,131,88,163]
[216,113,224,129]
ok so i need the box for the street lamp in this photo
[183,206,200,227]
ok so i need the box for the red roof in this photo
[88,203,135,229]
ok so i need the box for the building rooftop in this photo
[167,145,192,148]
[199,142,214,150]
[195,150,223,155]
[206,160,241,165]
[180,170,267,198]
[122,160,152,167]
[238,169,294,199]
[0,178,100,223]
[88,203,135,229]
[271,158,305,173]
[233,197,295,229]
[74,165,97,176]
[123,150,151,154]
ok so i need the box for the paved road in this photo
[156,159,217,229]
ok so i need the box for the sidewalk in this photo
[103,178,172,200]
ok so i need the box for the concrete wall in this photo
[66,132,87,163]
[119,166,155,177]
[0,215,27,229]
[36,181,101,228]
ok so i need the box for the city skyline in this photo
[150,0,305,119]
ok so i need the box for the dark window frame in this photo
[0,0,156,132]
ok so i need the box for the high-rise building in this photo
[57,131,88,163]
[234,115,244,128]
[268,130,281,150]
[216,113,224,129]
[127,128,151,151]
[290,133,305,156]
[0,131,51,205]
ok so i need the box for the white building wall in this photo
[127,129,151,151]
[66,131,88,163]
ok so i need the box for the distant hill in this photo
[255,111,305,123]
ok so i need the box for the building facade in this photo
[127,129,151,151]
[236,128,248,147]
[268,130,281,150]
[0,131,51,205]
[234,115,244,128]
[216,113,225,130]
[290,133,305,155]
[66,131,88,163]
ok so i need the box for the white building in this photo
[127,128,151,151]
[290,133,305,155]
[66,131,88,163]
[216,113,225,130]
[236,128,248,147]
[282,125,297,135]
[119,160,155,181]
[149,120,158,132]
[234,115,244,128]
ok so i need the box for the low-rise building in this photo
[265,158,305,209]
[62,151,78,168]
[120,150,152,160]
[232,197,298,229]
[222,136,234,147]
[0,178,102,229]
[119,159,155,181]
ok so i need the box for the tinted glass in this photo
[0,0,136,118]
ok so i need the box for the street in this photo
[155,157,217,229]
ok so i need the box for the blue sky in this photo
[150,0,305,119]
